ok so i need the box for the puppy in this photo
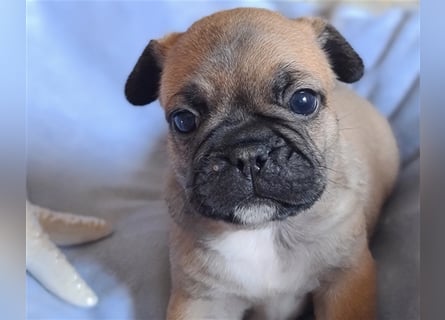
[125,8,399,320]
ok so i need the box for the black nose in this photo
[230,145,269,177]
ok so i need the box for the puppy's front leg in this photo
[167,289,248,320]
[313,247,376,320]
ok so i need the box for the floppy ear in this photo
[125,32,182,106]
[300,18,364,83]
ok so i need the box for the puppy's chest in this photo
[207,229,316,298]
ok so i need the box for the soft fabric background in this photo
[26,1,419,319]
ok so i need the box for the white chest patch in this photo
[208,228,311,299]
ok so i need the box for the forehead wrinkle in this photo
[269,64,326,102]
[274,64,314,86]
[164,74,216,111]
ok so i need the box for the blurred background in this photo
[26,1,419,319]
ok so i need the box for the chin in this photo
[195,195,318,226]
[232,200,279,225]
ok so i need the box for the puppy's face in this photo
[125,8,363,225]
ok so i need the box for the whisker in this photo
[338,126,361,131]
[336,109,361,122]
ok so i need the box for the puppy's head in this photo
[125,8,364,225]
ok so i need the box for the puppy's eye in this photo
[171,110,197,133]
[289,89,319,115]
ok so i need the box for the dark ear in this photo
[125,32,182,106]
[301,18,364,83]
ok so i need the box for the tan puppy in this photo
[125,8,399,320]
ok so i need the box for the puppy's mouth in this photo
[188,134,326,225]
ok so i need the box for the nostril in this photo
[254,155,267,170]
[236,159,245,172]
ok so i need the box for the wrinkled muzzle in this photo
[188,121,326,225]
